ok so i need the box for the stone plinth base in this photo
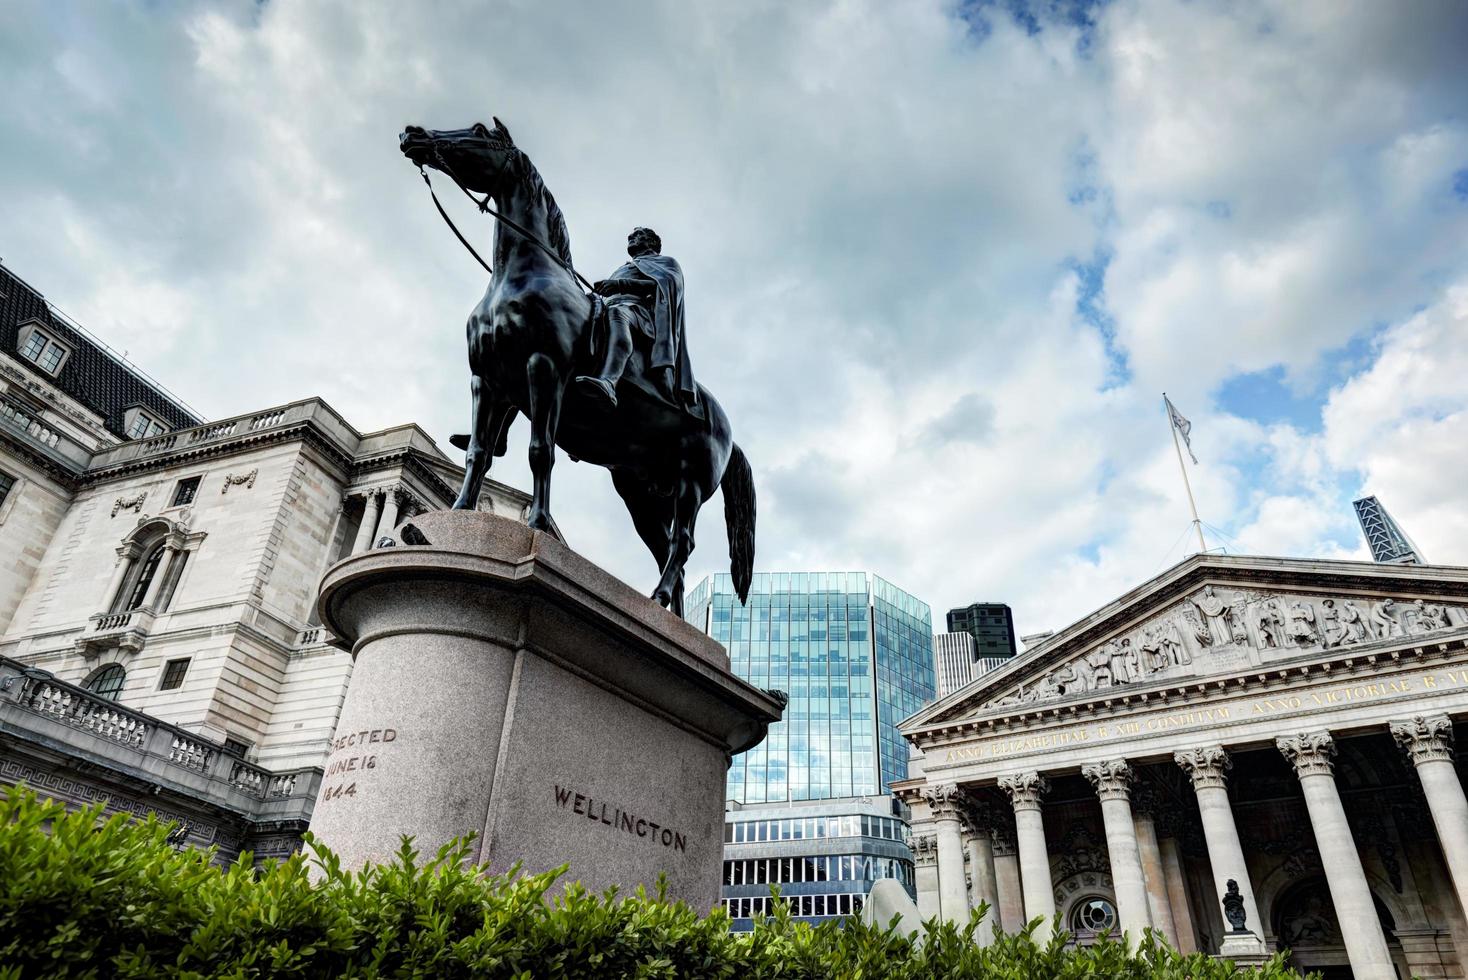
[309,511,781,911]
[1216,930,1271,968]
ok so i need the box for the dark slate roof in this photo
[0,262,202,438]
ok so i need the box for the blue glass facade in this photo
[686,572,936,802]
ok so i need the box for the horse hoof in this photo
[527,513,553,532]
[652,589,672,607]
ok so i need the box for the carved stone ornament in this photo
[1175,745,1231,790]
[1222,879,1248,932]
[911,832,938,866]
[1277,730,1337,779]
[1081,758,1135,801]
[922,781,965,820]
[112,491,147,518]
[221,469,258,495]
[998,771,1048,811]
[1390,714,1455,766]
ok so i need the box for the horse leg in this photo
[653,476,704,611]
[611,470,675,577]
[524,352,562,531]
[453,373,493,510]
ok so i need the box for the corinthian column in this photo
[924,782,971,924]
[999,771,1054,941]
[1277,731,1395,980]
[1175,745,1265,955]
[963,803,1001,941]
[351,491,382,554]
[376,488,403,542]
[1391,715,1468,919]
[1082,759,1152,945]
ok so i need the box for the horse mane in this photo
[507,146,573,267]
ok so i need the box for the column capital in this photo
[961,799,998,836]
[923,781,966,820]
[998,771,1048,812]
[911,832,938,867]
[1176,744,1231,790]
[1390,714,1455,765]
[1277,730,1337,778]
[1082,758,1135,802]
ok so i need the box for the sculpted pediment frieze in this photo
[968,585,1468,715]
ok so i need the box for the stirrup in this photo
[575,375,619,408]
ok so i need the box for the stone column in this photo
[1082,759,1152,945]
[1391,715,1468,921]
[376,488,403,542]
[1158,835,1199,953]
[925,782,971,924]
[1133,805,1179,947]
[102,542,141,612]
[963,808,1001,941]
[999,771,1054,941]
[913,832,941,920]
[1277,731,1395,980]
[992,828,1025,933]
[351,491,382,554]
[1175,745,1266,956]
[140,544,180,611]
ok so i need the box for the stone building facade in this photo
[0,260,534,861]
[899,554,1468,980]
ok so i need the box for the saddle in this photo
[585,293,706,427]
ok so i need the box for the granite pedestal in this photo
[309,510,781,910]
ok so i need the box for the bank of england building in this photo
[900,552,1468,979]
[0,260,535,860]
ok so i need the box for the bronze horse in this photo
[399,119,754,614]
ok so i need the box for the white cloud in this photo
[1,0,1465,640]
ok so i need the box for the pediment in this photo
[907,555,1468,730]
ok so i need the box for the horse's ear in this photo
[492,117,513,143]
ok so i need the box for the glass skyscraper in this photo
[686,572,936,802]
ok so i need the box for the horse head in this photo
[400,118,515,195]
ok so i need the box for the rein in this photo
[418,148,595,294]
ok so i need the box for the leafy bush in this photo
[0,785,1311,979]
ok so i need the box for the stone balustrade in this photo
[0,656,321,814]
[91,611,134,631]
[187,420,238,444]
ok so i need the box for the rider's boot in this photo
[575,375,619,408]
[575,318,632,409]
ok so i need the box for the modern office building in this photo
[686,571,936,929]
[946,602,1018,662]
[933,631,1007,698]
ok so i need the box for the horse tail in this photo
[721,443,756,604]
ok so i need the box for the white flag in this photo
[1165,395,1198,464]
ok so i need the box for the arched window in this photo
[1068,895,1117,935]
[83,664,126,701]
[123,544,165,611]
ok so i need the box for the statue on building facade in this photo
[1193,586,1233,647]
[399,119,754,615]
[1222,879,1248,932]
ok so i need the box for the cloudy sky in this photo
[4,1,1467,638]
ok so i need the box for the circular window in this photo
[1070,896,1117,934]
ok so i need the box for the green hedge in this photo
[0,786,1311,979]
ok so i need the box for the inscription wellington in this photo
[553,785,689,852]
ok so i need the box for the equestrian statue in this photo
[399,118,754,615]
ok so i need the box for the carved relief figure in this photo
[1107,639,1133,685]
[1070,656,1095,693]
[1318,599,1342,648]
[1138,627,1164,673]
[1193,586,1232,647]
[1420,602,1449,632]
[1338,599,1369,645]
[1287,600,1318,648]
[1370,599,1401,639]
[1163,618,1191,666]
[1086,646,1113,688]
[1252,601,1278,649]
[1229,598,1250,645]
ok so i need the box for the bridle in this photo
[417,141,595,294]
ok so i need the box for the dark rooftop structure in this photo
[0,261,202,439]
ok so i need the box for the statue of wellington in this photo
[399,118,753,615]
[578,227,698,419]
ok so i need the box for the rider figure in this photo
[576,227,698,415]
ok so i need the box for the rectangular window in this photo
[128,414,153,439]
[222,737,252,759]
[159,657,190,690]
[172,476,201,507]
[39,343,65,373]
[20,330,48,362]
[0,471,14,510]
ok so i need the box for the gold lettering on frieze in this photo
[940,664,1468,765]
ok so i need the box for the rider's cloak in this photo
[624,253,697,409]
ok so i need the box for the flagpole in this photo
[1164,394,1207,554]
